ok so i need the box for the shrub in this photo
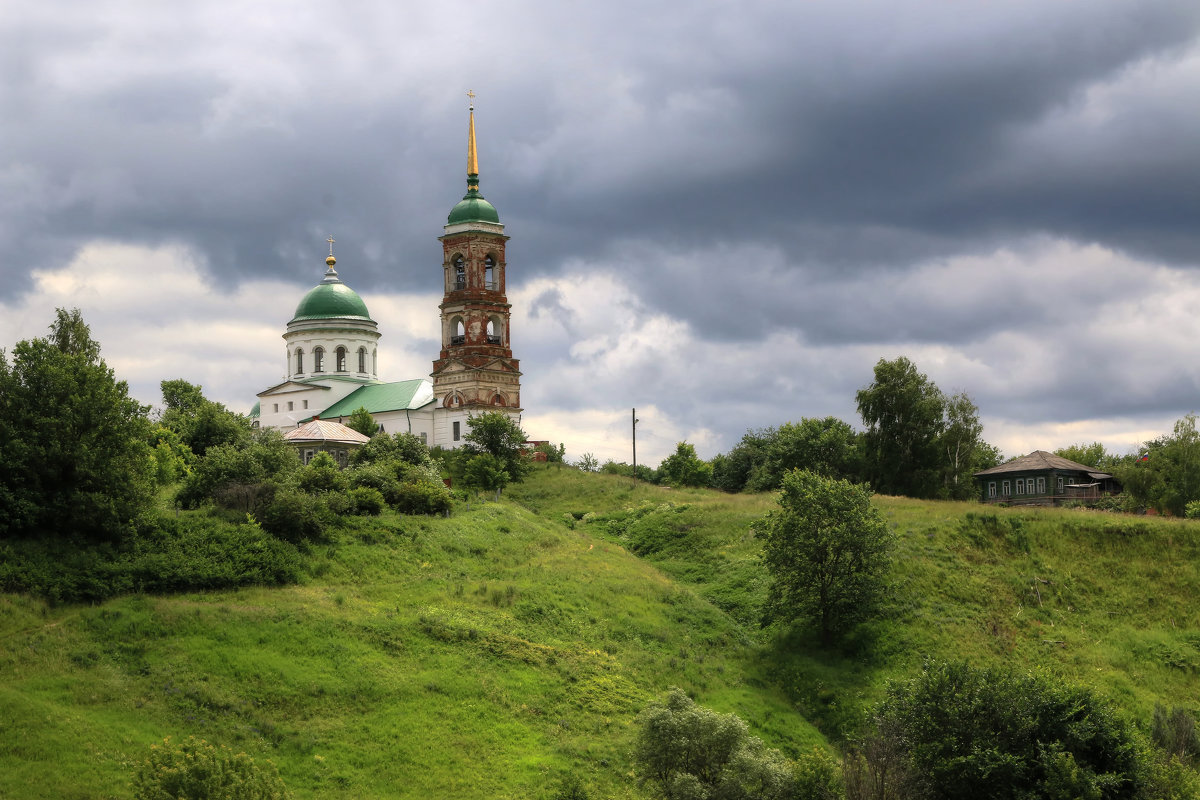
[1152,704,1200,763]
[259,488,335,542]
[131,735,290,800]
[296,451,347,495]
[349,486,386,515]
[394,481,453,515]
[347,462,404,506]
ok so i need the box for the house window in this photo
[358,347,367,372]
[287,401,293,411]
[336,346,347,372]
[1037,477,1046,494]
[303,449,315,465]
[1016,478,1025,494]
[453,421,461,441]
[988,481,997,498]
[314,347,325,372]
[1002,480,1011,496]
[1058,476,1064,493]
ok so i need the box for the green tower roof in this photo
[447,187,500,225]
[290,257,373,322]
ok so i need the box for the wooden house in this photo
[974,450,1120,506]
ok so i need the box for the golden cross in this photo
[327,235,335,256]
[467,89,476,108]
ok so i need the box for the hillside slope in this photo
[0,488,821,800]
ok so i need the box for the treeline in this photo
[0,308,532,602]
[595,357,1002,500]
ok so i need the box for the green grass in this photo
[3,466,1199,798]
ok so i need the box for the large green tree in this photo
[856,357,946,498]
[940,392,992,500]
[1117,414,1200,516]
[0,309,154,539]
[747,417,862,492]
[463,412,530,482]
[755,469,894,643]
[158,379,250,456]
[658,441,713,488]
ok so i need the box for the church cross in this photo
[327,235,335,256]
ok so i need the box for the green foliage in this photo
[345,406,378,437]
[348,486,386,515]
[576,452,599,472]
[1056,442,1118,471]
[743,418,863,493]
[148,425,195,485]
[392,479,453,515]
[158,379,251,456]
[0,512,301,602]
[552,773,590,800]
[0,308,155,540]
[599,460,656,482]
[633,688,816,800]
[131,735,290,800]
[295,451,347,495]
[258,487,336,542]
[347,462,404,506]
[940,392,988,500]
[1118,415,1200,516]
[658,442,713,488]
[534,442,567,463]
[176,430,299,511]
[463,454,511,496]
[1185,501,1200,520]
[869,660,1144,800]
[856,357,946,498]
[1152,704,1200,764]
[463,411,530,482]
[756,470,894,643]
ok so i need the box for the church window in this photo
[492,393,505,406]
[453,421,461,441]
[485,255,497,290]
[358,347,366,372]
[314,347,325,372]
[451,317,465,346]
[303,400,309,409]
[295,349,304,374]
[486,316,501,345]
[287,401,293,411]
[453,255,466,290]
[419,432,427,445]
[336,346,347,372]
[273,403,279,413]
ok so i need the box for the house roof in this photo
[974,450,1112,478]
[316,379,435,418]
[283,419,370,446]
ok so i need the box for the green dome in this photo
[291,277,372,322]
[447,191,500,225]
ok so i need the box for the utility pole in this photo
[632,408,639,481]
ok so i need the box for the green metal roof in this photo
[317,379,434,418]
[447,185,500,225]
[291,280,372,322]
[249,400,260,418]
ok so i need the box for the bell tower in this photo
[431,94,522,444]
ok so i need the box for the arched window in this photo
[358,347,367,373]
[295,349,304,374]
[453,255,466,290]
[491,393,505,406]
[313,347,325,372]
[444,392,463,408]
[336,346,347,372]
[484,255,497,290]
[372,349,377,375]
[451,317,465,346]
[486,316,502,345]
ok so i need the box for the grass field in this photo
[2,464,1199,797]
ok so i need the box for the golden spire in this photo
[467,90,479,179]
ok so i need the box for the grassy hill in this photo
[3,465,1200,798]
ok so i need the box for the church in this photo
[250,101,522,452]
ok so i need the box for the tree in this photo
[463,453,511,499]
[755,469,894,643]
[633,688,837,800]
[658,441,713,488]
[0,308,154,540]
[158,379,250,456]
[345,406,377,438]
[1117,414,1200,516]
[463,412,530,482]
[866,660,1143,800]
[939,392,987,500]
[746,417,862,492]
[711,429,773,493]
[576,452,599,472]
[856,357,946,498]
[1055,441,1116,471]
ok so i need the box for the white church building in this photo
[251,102,522,449]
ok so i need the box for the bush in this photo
[132,735,290,800]
[393,481,453,515]
[258,488,335,542]
[347,462,404,506]
[296,451,347,495]
[1152,704,1200,763]
[349,486,386,515]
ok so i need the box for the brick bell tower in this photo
[431,94,522,445]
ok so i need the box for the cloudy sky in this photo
[4,0,1200,466]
